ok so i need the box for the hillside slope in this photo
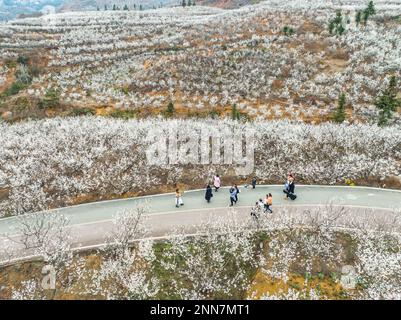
[0,1,400,123]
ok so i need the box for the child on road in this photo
[251,202,261,220]
[175,189,184,208]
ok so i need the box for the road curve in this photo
[0,185,401,264]
[1,185,401,235]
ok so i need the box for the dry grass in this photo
[248,271,346,300]
[0,187,9,202]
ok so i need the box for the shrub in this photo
[16,56,29,66]
[4,59,17,69]
[15,64,32,85]
[120,87,130,95]
[69,108,96,116]
[15,96,30,112]
[283,26,295,36]
[109,109,137,119]
[4,81,26,96]
[209,108,220,119]
[28,65,41,78]
[40,89,60,109]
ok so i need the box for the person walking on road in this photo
[234,184,240,202]
[257,198,264,210]
[288,174,296,198]
[264,193,273,213]
[283,174,296,200]
[175,188,184,208]
[213,174,221,192]
[283,175,291,200]
[229,187,237,206]
[205,184,213,203]
[251,177,257,189]
[251,201,261,221]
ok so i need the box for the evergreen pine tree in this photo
[165,102,175,117]
[376,76,401,126]
[328,20,336,35]
[123,4,129,10]
[337,24,346,35]
[333,10,342,25]
[231,104,240,120]
[328,10,346,35]
[362,9,369,25]
[360,1,376,26]
[366,1,376,16]
[333,93,347,123]
[355,11,362,25]
[182,0,186,7]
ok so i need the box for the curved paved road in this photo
[1,185,401,235]
[0,185,401,264]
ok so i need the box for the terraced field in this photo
[0,0,400,122]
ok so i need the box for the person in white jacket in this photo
[213,174,221,192]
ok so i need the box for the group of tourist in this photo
[206,176,241,206]
[174,173,297,214]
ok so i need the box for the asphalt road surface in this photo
[1,185,400,264]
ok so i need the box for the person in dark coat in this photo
[251,177,257,189]
[288,174,295,194]
[229,187,237,206]
[234,184,240,202]
[283,174,296,200]
[205,184,213,203]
